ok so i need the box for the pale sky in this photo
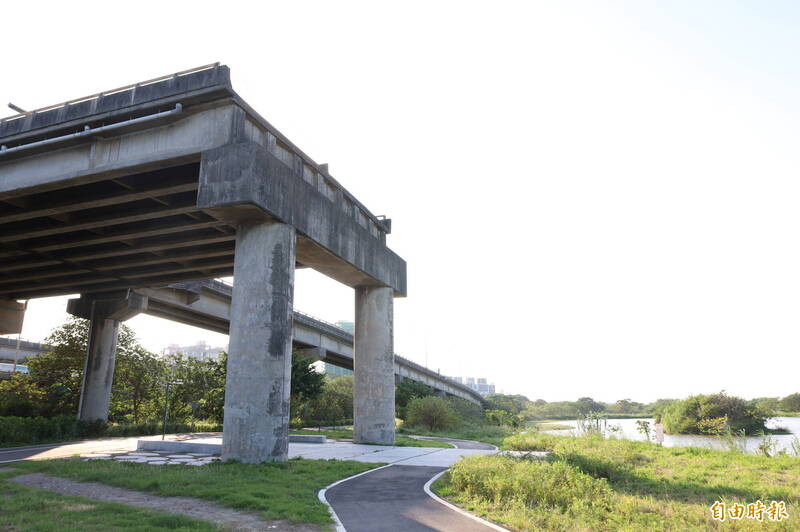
[3,1,799,403]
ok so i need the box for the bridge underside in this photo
[0,162,238,299]
[0,64,409,462]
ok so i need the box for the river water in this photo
[545,417,800,455]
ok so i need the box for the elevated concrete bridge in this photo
[0,64,408,462]
[2,281,482,403]
[127,279,482,404]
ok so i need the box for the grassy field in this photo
[435,433,799,531]
[291,428,453,447]
[0,467,216,531]
[397,425,515,447]
[532,422,573,431]
[12,458,378,525]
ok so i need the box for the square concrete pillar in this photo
[353,286,395,444]
[77,310,121,422]
[70,291,146,422]
[222,221,296,463]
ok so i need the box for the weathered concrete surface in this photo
[354,286,396,445]
[198,140,406,295]
[222,222,295,463]
[0,298,25,334]
[77,312,121,422]
[67,291,147,422]
[1,65,405,302]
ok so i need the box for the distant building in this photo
[448,376,495,396]
[163,340,225,361]
[335,321,354,334]
[316,361,352,377]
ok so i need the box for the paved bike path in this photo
[324,437,503,532]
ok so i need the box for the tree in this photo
[0,373,46,417]
[24,317,92,416]
[779,393,800,413]
[305,376,353,427]
[486,394,530,414]
[111,346,164,423]
[406,396,459,431]
[290,354,325,405]
[611,399,644,414]
[662,392,769,435]
[576,397,605,414]
[395,378,434,419]
[485,409,519,427]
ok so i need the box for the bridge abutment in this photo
[222,221,296,463]
[353,286,396,445]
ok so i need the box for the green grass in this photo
[14,457,379,525]
[0,468,216,531]
[533,422,573,431]
[436,433,800,531]
[397,424,515,447]
[291,428,453,448]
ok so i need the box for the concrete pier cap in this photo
[0,298,26,335]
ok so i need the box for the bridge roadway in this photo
[137,279,483,405]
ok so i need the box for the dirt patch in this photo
[10,473,326,532]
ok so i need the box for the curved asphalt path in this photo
[324,437,502,532]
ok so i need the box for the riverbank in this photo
[544,416,800,455]
[435,432,798,531]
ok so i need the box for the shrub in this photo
[447,455,614,511]
[661,392,769,435]
[395,378,435,419]
[0,415,222,446]
[444,396,486,426]
[405,396,459,431]
[485,409,520,427]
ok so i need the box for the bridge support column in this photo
[353,286,395,445]
[78,312,121,422]
[68,291,147,422]
[223,221,295,463]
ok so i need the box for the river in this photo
[544,417,800,455]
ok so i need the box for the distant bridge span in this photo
[134,279,483,405]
